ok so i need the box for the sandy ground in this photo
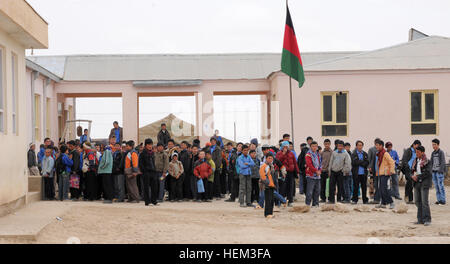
[1,186,450,244]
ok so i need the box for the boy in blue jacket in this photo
[237,145,255,207]
[57,145,73,201]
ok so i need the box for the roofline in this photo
[24,0,48,25]
[26,51,360,58]
[26,58,62,82]
[305,35,448,68]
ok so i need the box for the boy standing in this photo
[155,143,169,202]
[168,153,184,202]
[41,147,55,200]
[124,140,140,203]
[351,140,369,204]
[205,150,216,202]
[320,139,332,203]
[193,150,213,202]
[57,145,73,201]
[225,143,239,202]
[386,142,401,200]
[250,150,261,204]
[412,146,432,226]
[237,145,255,207]
[305,141,322,207]
[276,141,299,207]
[260,153,276,218]
[327,140,352,204]
[430,139,446,205]
[374,139,396,209]
[28,143,40,176]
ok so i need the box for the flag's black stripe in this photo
[285,6,295,35]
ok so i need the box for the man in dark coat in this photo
[411,146,432,226]
[139,138,158,206]
[179,141,193,200]
[210,137,223,199]
[157,123,171,148]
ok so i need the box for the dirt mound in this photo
[289,205,310,213]
[354,205,371,212]
[393,203,408,214]
[320,203,350,213]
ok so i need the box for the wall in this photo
[272,70,450,159]
[25,69,62,145]
[0,28,28,209]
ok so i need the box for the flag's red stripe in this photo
[283,24,303,66]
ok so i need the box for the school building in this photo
[27,30,450,159]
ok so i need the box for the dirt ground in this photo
[2,186,450,244]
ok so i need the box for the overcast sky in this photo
[26,0,450,142]
[27,0,450,56]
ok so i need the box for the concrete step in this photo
[0,202,70,242]
[26,192,41,204]
[28,176,42,192]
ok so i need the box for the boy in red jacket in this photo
[305,141,322,207]
[276,141,299,207]
[193,150,213,202]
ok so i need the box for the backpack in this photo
[55,155,65,175]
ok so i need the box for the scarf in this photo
[376,148,386,168]
[412,153,428,173]
[307,149,321,170]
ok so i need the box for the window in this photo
[410,90,438,135]
[35,94,41,141]
[321,91,348,136]
[0,48,4,133]
[11,53,18,134]
[46,98,51,137]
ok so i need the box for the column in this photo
[122,89,138,143]
[195,89,214,146]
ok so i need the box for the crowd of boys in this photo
[27,122,446,225]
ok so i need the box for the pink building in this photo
[27,32,450,162]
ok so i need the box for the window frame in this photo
[46,97,51,137]
[11,52,18,135]
[320,91,349,137]
[409,89,439,135]
[0,46,5,134]
[35,94,41,142]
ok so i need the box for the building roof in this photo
[27,52,358,81]
[305,36,450,72]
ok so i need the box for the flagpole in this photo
[289,76,294,146]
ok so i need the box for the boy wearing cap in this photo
[386,142,401,200]
[168,152,184,202]
[28,143,40,176]
[276,141,299,207]
[250,150,261,203]
[237,145,255,207]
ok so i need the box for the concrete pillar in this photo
[31,71,38,142]
[269,73,290,147]
[195,89,214,146]
[122,89,138,143]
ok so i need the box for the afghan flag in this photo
[281,5,305,88]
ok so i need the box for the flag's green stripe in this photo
[281,48,305,87]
